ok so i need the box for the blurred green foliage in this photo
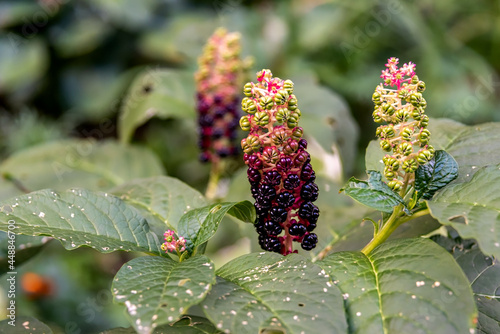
[1,0,499,331]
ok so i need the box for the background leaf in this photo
[202,252,347,334]
[427,164,500,258]
[0,139,165,201]
[0,316,53,333]
[118,68,196,144]
[340,170,406,213]
[112,255,216,334]
[415,150,459,200]
[318,238,477,334]
[177,201,255,254]
[102,315,223,334]
[111,176,207,237]
[0,232,51,275]
[0,188,161,254]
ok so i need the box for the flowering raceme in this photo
[373,57,434,191]
[240,69,319,255]
[195,28,249,163]
[161,230,186,255]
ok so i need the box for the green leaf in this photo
[112,255,216,334]
[340,170,407,213]
[427,164,500,258]
[366,119,500,184]
[415,150,459,200]
[0,139,165,201]
[454,248,500,333]
[177,201,255,254]
[118,68,196,144]
[0,316,53,333]
[0,188,161,254]
[102,316,222,334]
[202,252,347,334]
[0,232,51,275]
[318,238,477,333]
[111,176,208,237]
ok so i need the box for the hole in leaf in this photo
[298,303,305,307]
[160,303,168,308]
[448,215,467,225]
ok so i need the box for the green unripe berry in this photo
[382,103,395,116]
[402,158,418,173]
[245,135,261,153]
[372,91,382,105]
[372,111,383,123]
[419,115,429,128]
[243,82,253,97]
[388,180,403,191]
[394,109,410,123]
[419,97,427,108]
[239,116,251,131]
[412,107,423,121]
[291,127,303,140]
[417,81,426,92]
[411,75,419,85]
[254,111,270,126]
[398,88,409,100]
[384,166,396,180]
[287,95,298,111]
[398,142,413,156]
[283,79,294,94]
[380,140,392,152]
[410,93,422,107]
[417,149,433,164]
[241,97,250,112]
[275,109,290,123]
[287,114,299,128]
[427,144,435,155]
[259,96,274,110]
[418,129,431,145]
[401,127,414,141]
[274,90,289,105]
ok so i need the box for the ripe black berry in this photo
[264,171,282,186]
[301,233,318,250]
[283,174,300,190]
[277,191,295,208]
[264,221,283,236]
[300,163,314,181]
[270,207,288,223]
[265,237,282,253]
[259,184,277,201]
[289,223,307,236]
[300,182,319,202]
[247,168,261,184]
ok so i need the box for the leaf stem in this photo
[361,206,430,255]
[205,159,222,200]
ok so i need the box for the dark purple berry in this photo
[264,171,281,186]
[277,157,293,172]
[299,202,319,220]
[277,191,294,208]
[265,237,282,253]
[254,202,270,216]
[300,182,319,202]
[248,154,263,170]
[270,207,288,223]
[259,184,277,201]
[212,128,224,139]
[247,168,261,183]
[198,114,213,127]
[199,152,211,163]
[251,185,259,198]
[264,221,283,236]
[306,222,317,232]
[283,174,300,190]
[301,233,318,250]
[300,163,314,181]
[216,147,229,157]
[298,139,308,150]
[289,223,307,236]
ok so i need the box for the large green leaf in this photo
[0,188,161,254]
[0,232,51,275]
[366,119,500,184]
[102,316,222,334]
[111,176,207,237]
[427,164,500,259]
[112,255,216,334]
[340,170,407,213]
[0,139,165,201]
[415,150,459,200]
[177,201,255,254]
[118,68,196,144]
[318,238,477,333]
[0,316,53,333]
[454,248,500,334]
[202,252,347,334]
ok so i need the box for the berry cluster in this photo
[372,57,434,192]
[195,28,250,163]
[161,230,186,255]
[240,69,319,255]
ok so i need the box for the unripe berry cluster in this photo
[240,69,319,255]
[195,28,250,163]
[372,57,434,192]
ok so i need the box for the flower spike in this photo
[241,70,319,255]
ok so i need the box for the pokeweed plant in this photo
[2,57,500,334]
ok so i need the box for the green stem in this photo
[205,159,222,200]
[361,207,430,255]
